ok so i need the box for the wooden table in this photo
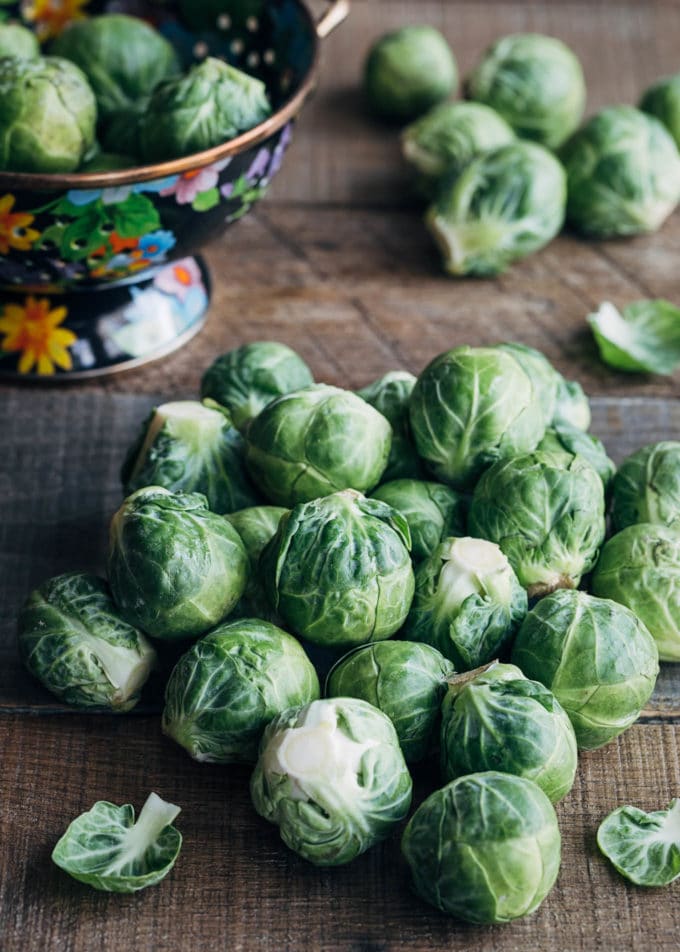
[2,2,679,949]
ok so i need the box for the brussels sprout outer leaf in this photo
[612,441,680,532]
[597,799,680,887]
[640,73,680,148]
[588,300,680,375]
[225,506,287,621]
[357,371,423,481]
[371,479,468,562]
[538,424,616,491]
[552,377,591,431]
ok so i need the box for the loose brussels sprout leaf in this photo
[52,793,181,893]
[163,619,320,764]
[410,346,545,491]
[496,342,561,428]
[325,641,455,763]
[262,490,414,650]
[0,23,39,59]
[467,33,585,149]
[401,771,561,923]
[401,101,515,196]
[588,300,680,375]
[552,375,591,431]
[371,479,467,562]
[245,385,392,507]
[441,663,577,802]
[426,141,566,277]
[469,450,606,597]
[562,106,680,238]
[51,14,180,120]
[640,73,680,149]
[108,487,248,641]
[250,697,412,866]
[18,572,156,712]
[598,799,680,887]
[612,441,680,533]
[403,537,527,670]
[121,400,259,515]
[140,57,271,162]
[364,26,457,122]
[0,56,96,173]
[201,342,314,433]
[592,523,680,662]
[538,424,616,491]
[357,371,423,481]
[224,506,287,621]
[511,590,659,750]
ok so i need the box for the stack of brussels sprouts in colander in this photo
[364,26,680,276]
[20,339,680,909]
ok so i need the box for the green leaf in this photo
[588,299,680,374]
[61,208,112,260]
[598,799,680,886]
[192,187,220,212]
[112,193,160,238]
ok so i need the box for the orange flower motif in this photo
[0,296,77,375]
[0,194,40,255]
[22,0,89,40]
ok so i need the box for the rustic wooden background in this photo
[1,1,680,949]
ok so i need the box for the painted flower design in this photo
[138,230,176,260]
[0,295,76,374]
[154,258,203,301]
[0,194,40,255]
[22,0,89,40]
[160,159,231,205]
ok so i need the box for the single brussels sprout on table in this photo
[403,537,527,670]
[592,523,680,663]
[357,371,423,481]
[612,441,680,533]
[140,57,271,162]
[538,424,616,492]
[245,385,392,507]
[0,23,40,59]
[588,300,680,376]
[640,73,680,149]
[598,798,680,887]
[512,590,659,750]
[121,400,259,516]
[201,342,314,434]
[108,487,248,641]
[401,771,561,923]
[469,450,606,597]
[224,506,287,620]
[325,640,455,763]
[0,56,96,173]
[363,26,457,122]
[163,619,320,764]
[261,490,414,650]
[251,697,412,866]
[52,793,181,893]
[467,33,585,149]
[409,345,545,490]
[440,662,578,803]
[371,479,467,563]
[18,572,156,712]
[562,106,680,237]
[552,375,591,431]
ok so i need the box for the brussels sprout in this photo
[325,641,455,762]
[251,697,412,865]
[469,450,606,596]
[640,73,680,149]
[467,33,585,149]
[511,590,659,750]
[163,619,320,764]
[588,300,680,375]
[121,400,259,516]
[591,524,680,663]
[440,663,578,802]
[496,342,560,428]
[538,424,616,491]
[98,103,145,159]
[140,57,271,162]
[357,371,423,481]
[427,141,566,277]
[224,506,287,620]
[201,342,314,433]
[0,56,96,173]
[245,385,392,507]
[562,106,680,238]
[371,479,467,562]
[552,375,591,431]
[80,151,135,172]
[18,572,156,712]
[52,793,181,893]
[598,799,680,887]
[403,537,527,670]
[612,441,680,533]
[261,490,414,650]
[364,26,457,122]
[409,345,545,490]
[401,101,515,196]
[401,772,561,923]
[108,487,248,641]
[0,23,39,59]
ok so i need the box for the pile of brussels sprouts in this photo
[21,340,680,908]
[0,10,270,173]
[364,26,680,276]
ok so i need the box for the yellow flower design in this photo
[22,0,89,40]
[0,194,40,255]
[0,296,77,375]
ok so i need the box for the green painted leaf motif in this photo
[598,799,680,886]
[61,208,112,260]
[112,193,161,238]
[192,187,220,212]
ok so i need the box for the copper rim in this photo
[0,0,321,192]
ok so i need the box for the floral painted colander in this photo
[0,0,349,378]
